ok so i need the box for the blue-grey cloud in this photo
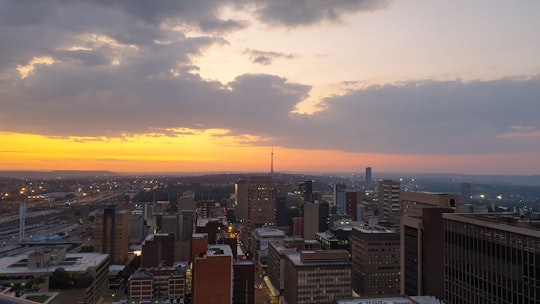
[244,49,296,65]
[255,0,390,27]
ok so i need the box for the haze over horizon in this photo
[1,1,540,175]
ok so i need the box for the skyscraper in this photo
[192,244,233,304]
[401,207,453,299]
[94,206,129,264]
[334,184,347,215]
[351,225,401,296]
[444,213,540,304]
[365,167,372,187]
[303,202,319,240]
[298,180,313,204]
[235,176,276,240]
[378,180,401,224]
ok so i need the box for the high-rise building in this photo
[461,182,472,205]
[365,167,372,187]
[233,260,255,304]
[378,180,401,224]
[346,190,362,220]
[141,233,175,268]
[303,203,319,240]
[401,191,458,217]
[318,200,330,232]
[94,206,129,264]
[190,233,208,264]
[179,210,195,241]
[298,180,313,203]
[351,225,401,296]
[444,213,540,304]
[192,244,233,304]
[401,207,453,299]
[235,176,276,240]
[334,184,347,216]
[283,250,351,304]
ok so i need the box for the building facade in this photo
[444,213,540,304]
[351,226,400,296]
[94,206,129,264]
[192,244,233,304]
[378,180,401,225]
[283,250,351,304]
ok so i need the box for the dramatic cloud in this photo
[244,49,296,65]
[1,0,539,161]
[254,0,390,27]
[279,76,540,155]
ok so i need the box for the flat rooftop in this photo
[0,253,109,276]
[444,213,540,236]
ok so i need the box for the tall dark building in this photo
[461,182,472,205]
[141,233,175,268]
[334,184,347,216]
[444,213,540,304]
[298,180,313,203]
[318,201,329,232]
[401,208,452,299]
[233,260,255,304]
[94,206,129,264]
[365,167,372,186]
[275,196,287,226]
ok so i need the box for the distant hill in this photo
[0,170,117,179]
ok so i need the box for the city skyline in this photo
[1,1,540,174]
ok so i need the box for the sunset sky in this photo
[1,1,540,175]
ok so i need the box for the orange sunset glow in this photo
[1,2,540,175]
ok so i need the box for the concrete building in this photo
[444,213,540,304]
[401,191,458,217]
[233,260,255,304]
[283,250,352,304]
[334,184,347,216]
[400,191,458,298]
[346,191,362,220]
[141,233,175,268]
[190,233,208,264]
[351,226,400,296]
[178,210,195,241]
[94,206,129,264]
[336,295,443,304]
[298,180,313,204]
[266,238,322,298]
[192,244,233,304]
[378,180,401,225]
[365,167,372,187]
[303,202,319,240]
[460,182,471,205]
[235,176,277,241]
[401,208,452,299]
[0,251,109,304]
[129,265,187,303]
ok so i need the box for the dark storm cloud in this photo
[254,0,390,27]
[244,49,296,65]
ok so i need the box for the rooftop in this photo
[337,296,443,304]
[0,253,109,276]
[444,213,540,236]
[352,226,396,234]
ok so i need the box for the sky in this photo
[1,0,540,175]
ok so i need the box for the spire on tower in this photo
[270,147,274,175]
